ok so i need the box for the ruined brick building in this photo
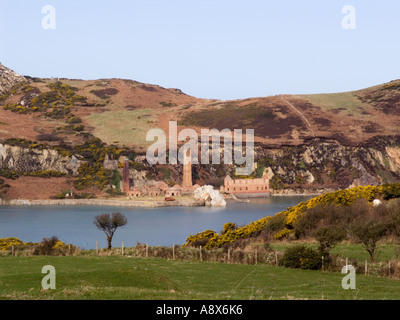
[221,174,270,198]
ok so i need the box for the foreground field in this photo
[1,256,400,300]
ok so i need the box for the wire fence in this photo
[2,242,400,279]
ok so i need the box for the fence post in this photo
[365,260,368,275]
[228,249,231,263]
[68,244,71,255]
[122,241,124,256]
[146,244,148,258]
[255,248,258,265]
[12,245,14,257]
[200,246,202,261]
[275,251,278,266]
[345,258,348,273]
[172,244,175,260]
[96,240,99,255]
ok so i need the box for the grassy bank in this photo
[269,241,399,263]
[1,255,400,300]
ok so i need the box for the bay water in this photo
[0,196,312,249]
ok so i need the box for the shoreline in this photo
[0,198,206,207]
[0,193,319,207]
[270,193,323,197]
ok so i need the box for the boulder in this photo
[193,185,226,207]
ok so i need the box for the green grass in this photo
[86,108,157,148]
[270,242,399,263]
[1,256,400,300]
[293,91,364,114]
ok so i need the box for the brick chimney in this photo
[182,149,192,188]
[123,160,130,192]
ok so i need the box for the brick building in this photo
[221,174,270,198]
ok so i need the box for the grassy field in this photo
[293,91,364,114]
[86,107,158,148]
[269,242,399,263]
[1,255,400,300]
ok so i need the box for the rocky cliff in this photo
[253,136,400,192]
[0,63,25,94]
[0,143,81,175]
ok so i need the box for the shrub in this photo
[51,190,72,200]
[28,170,65,178]
[57,124,85,133]
[185,230,218,248]
[33,236,67,255]
[382,184,400,200]
[36,133,63,142]
[313,225,346,258]
[221,222,238,235]
[66,116,83,124]
[159,101,177,108]
[264,213,286,235]
[185,184,400,249]
[280,245,322,270]
[0,237,24,251]
[0,168,20,180]
[73,192,96,199]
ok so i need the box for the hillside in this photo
[0,63,400,199]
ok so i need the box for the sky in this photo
[0,0,399,100]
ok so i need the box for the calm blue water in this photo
[0,196,312,249]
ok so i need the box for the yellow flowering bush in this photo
[0,237,23,251]
[184,183,400,248]
[52,240,67,249]
[274,228,293,240]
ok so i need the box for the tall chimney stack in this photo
[182,149,192,188]
[123,160,130,192]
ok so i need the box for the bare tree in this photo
[94,212,128,250]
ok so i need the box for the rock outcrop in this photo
[252,136,400,192]
[0,63,25,94]
[0,144,81,175]
[193,185,227,207]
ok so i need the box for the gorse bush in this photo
[1,138,47,150]
[184,184,400,249]
[0,169,64,180]
[279,245,322,270]
[32,236,75,256]
[0,168,20,180]
[73,138,126,190]
[3,81,87,120]
[0,237,24,251]
[28,170,65,178]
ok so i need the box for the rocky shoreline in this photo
[0,198,206,207]
[0,190,327,207]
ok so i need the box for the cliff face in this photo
[0,144,81,175]
[0,64,25,94]
[254,136,400,191]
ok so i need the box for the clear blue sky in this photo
[0,0,399,100]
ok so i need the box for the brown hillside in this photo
[1,63,399,150]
